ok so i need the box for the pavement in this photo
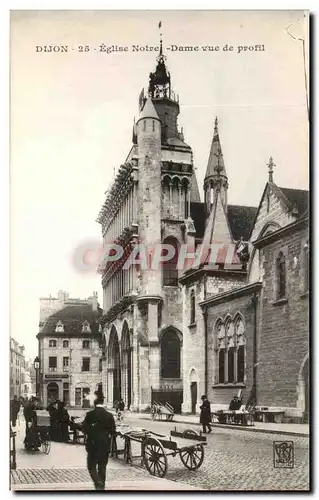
[66,407,309,437]
[10,410,310,491]
[10,417,200,491]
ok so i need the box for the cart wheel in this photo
[41,434,51,455]
[142,437,168,478]
[180,430,204,470]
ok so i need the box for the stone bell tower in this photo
[135,97,163,405]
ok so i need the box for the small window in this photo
[152,120,155,132]
[63,340,69,348]
[49,340,57,348]
[63,357,69,372]
[75,388,81,406]
[190,290,195,324]
[82,340,90,349]
[49,357,57,372]
[143,120,146,132]
[276,252,286,299]
[99,359,103,372]
[82,357,90,372]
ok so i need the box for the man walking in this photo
[83,392,116,491]
[10,395,21,428]
[200,395,212,433]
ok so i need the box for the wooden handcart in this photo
[111,425,206,478]
[150,401,175,422]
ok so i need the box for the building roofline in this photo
[252,213,308,249]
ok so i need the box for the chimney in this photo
[92,291,98,312]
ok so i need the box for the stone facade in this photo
[95,47,309,419]
[10,337,25,398]
[255,219,309,418]
[37,293,103,408]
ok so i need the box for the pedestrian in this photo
[58,401,70,443]
[23,397,40,451]
[10,395,21,428]
[117,398,125,421]
[200,395,212,433]
[47,399,59,441]
[83,391,116,491]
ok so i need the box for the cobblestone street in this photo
[11,412,310,491]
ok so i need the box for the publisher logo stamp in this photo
[273,441,294,468]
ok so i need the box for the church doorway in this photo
[47,382,59,402]
[190,369,198,414]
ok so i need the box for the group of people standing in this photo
[47,399,70,442]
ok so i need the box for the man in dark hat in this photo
[83,391,116,490]
[10,395,21,428]
[200,395,212,433]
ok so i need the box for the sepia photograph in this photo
[9,9,309,491]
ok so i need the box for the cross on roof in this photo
[267,156,275,182]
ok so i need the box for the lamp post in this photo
[34,356,40,399]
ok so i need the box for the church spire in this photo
[204,117,228,215]
[146,22,180,142]
[204,117,227,180]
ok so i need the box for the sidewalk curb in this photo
[138,416,309,438]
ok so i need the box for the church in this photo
[96,39,309,421]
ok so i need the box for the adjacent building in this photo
[10,337,25,398]
[96,40,309,421]
[37,292,103,407]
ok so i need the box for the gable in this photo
[250,183,297,243]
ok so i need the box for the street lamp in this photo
[33,356,40,398]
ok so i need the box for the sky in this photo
[10,10,309,357]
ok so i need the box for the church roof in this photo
[39,303,103,337]
[190,172,201,203]
[204,117,227,181]
[190,201,257,242]
[278,187,309,216]
[137,98,160,122]
[166,137,191,149]
[190,202,206,238]
[227,205,258,241]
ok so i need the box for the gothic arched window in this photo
[162,237,179,286]
[160,330,181,379]
[276,252,286,299]
[235,317,246,383]
[226,320,235,383]
[216,322,226,383]
[190,289,195,324]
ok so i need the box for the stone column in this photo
[107,369,114,407]
[139,345,151,409]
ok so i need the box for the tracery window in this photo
[216,322,226,383]
[215,315,246,385]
